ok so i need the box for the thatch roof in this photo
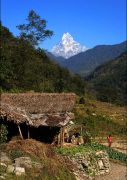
[0,93,76,127]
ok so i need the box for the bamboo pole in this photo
[18,125,23,140]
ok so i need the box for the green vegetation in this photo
[17,10,53,47]
[86,52,127,105]
[8,149,24,160]
[56,144,93,156]
[73,99,127,138]
[0,23,84,94]
[56,143,127,164]
[0,124,8,144]
[74,114,127,138]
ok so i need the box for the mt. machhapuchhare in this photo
[51,32,88,59]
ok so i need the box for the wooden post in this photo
[58,133,60,145]
[62,127,65,144]
[28,126,30,139]
[18,125,23,140]
[81,126,83,136]
[60,128,63,147]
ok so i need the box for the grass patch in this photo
[74,114,127,137]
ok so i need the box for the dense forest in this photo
[85,52,127,105]
[0,24,85,94]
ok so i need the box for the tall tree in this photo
[17,10,53,46]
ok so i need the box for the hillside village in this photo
[0,92,127,179]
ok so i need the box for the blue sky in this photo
[1,0,126,50]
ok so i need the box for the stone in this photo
[0,175,6,179]
[6,165,14,173]
[82,159,90,167]
[15,157,32,169]
[105,169,109,173]
[0,163,7,168]
[32,162,42,169]
[0,152,11,163]
[98,160,104,169]
[14,167,25,176]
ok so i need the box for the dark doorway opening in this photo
[29,126,60,143]
[1,118,60,144]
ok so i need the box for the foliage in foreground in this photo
[56,143,127,164]
[0,124,8,144]
[0,139,76,180]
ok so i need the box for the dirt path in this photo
[101,142,127,154]
[95,161,127,180]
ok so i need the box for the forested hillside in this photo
[86,52,127,105]
[0,25,84,94]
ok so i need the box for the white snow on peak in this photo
[51,32,88,59]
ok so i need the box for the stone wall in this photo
[68,150,110,178]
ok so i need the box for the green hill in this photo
[0,25,84,94]
[85,52,127,105]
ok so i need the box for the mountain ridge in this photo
[57,41,127,76]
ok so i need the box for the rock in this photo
[32,162,42,169]
[105,169,110,173]
[0,175,6,179]
[98,160,104,169]
[15,157,32,169]
[14,167,25,176]
[0,163,7,168]
[6,165,14,173]
[82,159,90,167]
[0,163,7,173]
[0,152,11,163]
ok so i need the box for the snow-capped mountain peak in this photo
[51,32,88,59]
[62,32,74,43]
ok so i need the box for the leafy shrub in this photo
[9,149,24,160]
[0,124,8,144]
[79,97,85,104]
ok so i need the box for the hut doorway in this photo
[29,126,60,144]
[1,118,60,144]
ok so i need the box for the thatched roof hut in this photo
[0,93,76,127]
